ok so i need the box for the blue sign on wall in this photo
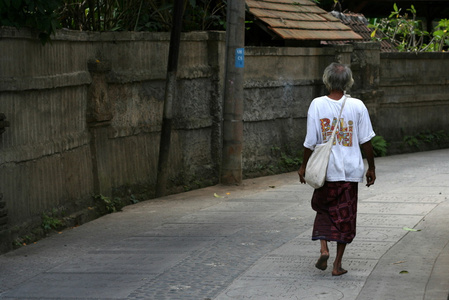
[235,48,244,68]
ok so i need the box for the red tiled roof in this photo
[246,0,363,41]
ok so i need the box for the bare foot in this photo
[332,267,348,276]
[315,252,329,271]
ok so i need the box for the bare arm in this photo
[297,147,313,184]
[361,140,376,187]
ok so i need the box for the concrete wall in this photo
[1,28,95,243]
[376,52,449,151]
[242,46,350,173]
[0,28,226,249]
[339,43,449,153]
[1,27,449,251]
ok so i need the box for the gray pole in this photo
[156,0,184,197]
[221,0,245,185]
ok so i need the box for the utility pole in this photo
[221,0,245,185]
[156,0,184,197]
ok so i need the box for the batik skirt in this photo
[311,181,358,244]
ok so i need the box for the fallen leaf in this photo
[269,186,275,188]
[214,193,224,198]
[400,270,409,274]
[403,227,421,232]
[392,261,406,265]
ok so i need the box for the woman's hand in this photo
[365,168,376,187]
[361,141,376,187]
[298,166,306,184]
[298,147,313,184]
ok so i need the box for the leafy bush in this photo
[425,19,449,52]
[369,4,449,52]
[2,0,227,43]
[402,130,449,149]
[58,0,226,32]
[0,0,61,43]
[270,146,303,173]
[41,212,63,231]
[94,194,124,214]
[371,135,388,157]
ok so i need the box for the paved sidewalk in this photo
[0,149,448,300]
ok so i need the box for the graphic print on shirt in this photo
[320,117,353,147]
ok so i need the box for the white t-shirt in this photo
[303,95,375,182]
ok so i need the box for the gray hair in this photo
[322,63,354,92]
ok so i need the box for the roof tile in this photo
[247,0,363,41]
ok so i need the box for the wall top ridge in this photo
[245,46,335,56]
[0,27,225,43]
[380,51,449,59]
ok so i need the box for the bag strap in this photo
[329,95,347,142]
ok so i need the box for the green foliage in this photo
[41,212,63,232]
[130,194,140,204]
[402,130,449,149]
[369,4,449,52]
[2,0,227,43]
[59,0,166,32]
[271,146,303,173]
[0,0,61,43]
[371,136,388,157]
[183,0,227,31]
[94,194,123,214]
[426,19,449,52]
[183,179,202,192]
[279,152,302,169]
[403,134,420,148]
[13,235,33,247]
[58,0,226,32]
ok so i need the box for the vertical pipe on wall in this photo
[155,0,184,197]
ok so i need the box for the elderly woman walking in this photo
[298,62,376,276]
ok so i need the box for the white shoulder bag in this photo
[305,96,347,189]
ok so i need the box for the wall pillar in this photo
[350,42,383,114]
[87,59,113,197]
[333,44,353,65]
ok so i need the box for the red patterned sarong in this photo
[311,182,358,244]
